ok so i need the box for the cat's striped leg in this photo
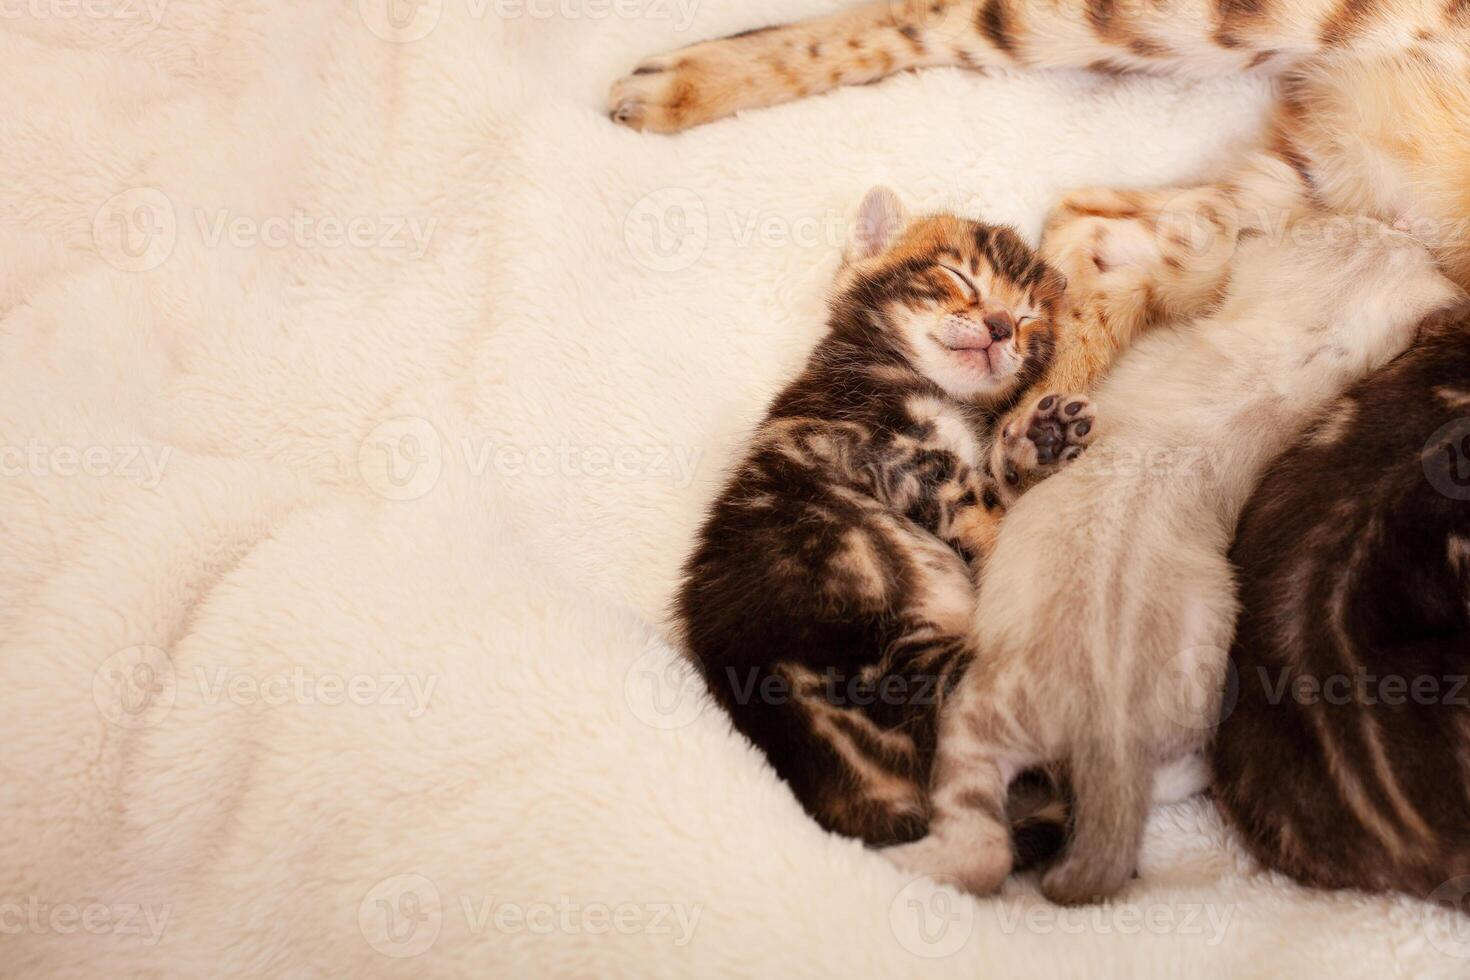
[608,2,968,132]
[608,0,1443,133]
[882,664,1038,894]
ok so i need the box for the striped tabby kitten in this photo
[885,218,1461,904]
[609,0,1470,289]
[677,187,1085,845]
[1214,302,1470,905]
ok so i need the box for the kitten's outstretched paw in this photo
[882,833,1012,896]
[995,393,1095,499]
[608,41,753,133]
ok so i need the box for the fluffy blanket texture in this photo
[3,1,1468,975]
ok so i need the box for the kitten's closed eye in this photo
[939,264,979,302]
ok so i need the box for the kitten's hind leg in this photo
[1041,739,1153,905]
[883,753,1018,895]
[881,674,1034,895]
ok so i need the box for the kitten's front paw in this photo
[995,393,1095,498]
[882,833,1012,896]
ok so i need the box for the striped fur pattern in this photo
[609,0,1470,291]
[885,220,1463,904]
[676,188,1086,846]
[1214,303,1470,904]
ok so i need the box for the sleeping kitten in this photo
[884,216,1463,904]
[1214,301,1470,905]
[676,187,1085,844]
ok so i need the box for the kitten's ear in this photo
[845,186,908,264]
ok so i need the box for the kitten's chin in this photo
[937,348,1023,403]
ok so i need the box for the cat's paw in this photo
[609,36,769,133]
[994,393,1095,499]
[1040,853,1134,907]
[882,832,1012,896]
[1043,186,1237,314]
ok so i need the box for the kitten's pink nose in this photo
[984,312,1015,342]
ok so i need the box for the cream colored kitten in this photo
[885,219,1463,905]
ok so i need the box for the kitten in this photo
[608,0,1470,302]
[675,187,1083,844]
[1214,301,1470,905]
[883,216,1462,904]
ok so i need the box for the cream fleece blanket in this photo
[2,1,1467,976]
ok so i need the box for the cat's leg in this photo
[1040,150,1316,358]
[1040,738,1153,905]
[881,663,1038,894]
[607,0,1438,132]
[991,393,1095,503]
[608,2,968,133]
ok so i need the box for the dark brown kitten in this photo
[676,188,1081,845]
[1214,302,1470,906]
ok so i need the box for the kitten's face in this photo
[838,190,1065,405]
